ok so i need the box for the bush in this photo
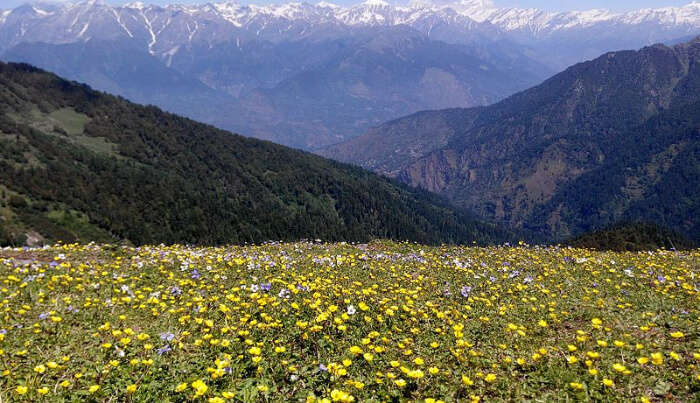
[8,195,27,209]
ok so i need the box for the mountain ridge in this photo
[321,37,700,242]
[3,1,696,45]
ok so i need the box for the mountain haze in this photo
[0,0,554,149]
[1,0,698,148]
[322,37,700,242]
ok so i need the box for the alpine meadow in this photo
[0,0,699,402]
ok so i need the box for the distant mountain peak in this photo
[362,0,391,6]
[3,0,698,33]
[75,0,107,7]
[317,1,341,9]
[124,2,147,9]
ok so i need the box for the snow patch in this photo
[125,2,147,10]
[140,11,158,54]
[164,45,180,67]
[111,8,134,38]
[0,10,11,25]
[186,21,199,42]
[214,2,245,27]
[32,7,53,17]
[362,0,390,6]
[78,22,89,37]
[317,2,341,9]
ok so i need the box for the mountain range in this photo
[322,37,700,242]
[0,61,508,246]
[1,0,698,149]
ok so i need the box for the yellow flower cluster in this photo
[0,241,697,401]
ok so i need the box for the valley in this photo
[322,37,700,243]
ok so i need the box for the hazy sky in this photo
[1,0,693,12]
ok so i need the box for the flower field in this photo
[0,242,698,402]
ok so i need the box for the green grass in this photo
[71,135,119,155]
[48,107,90,136]
[8,106,118,157]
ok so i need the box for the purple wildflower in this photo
[460,286,472,298]
[157,345,172,355]
[160,332,175,342]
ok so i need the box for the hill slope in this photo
[563,222,696,252]
[0,62,508,246]
[321,37,700,242]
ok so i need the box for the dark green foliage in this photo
[7,195,26,209]
[564,222,696,251]
[0,62,510,246]
[526,100,700,241]
[0,217,27,247]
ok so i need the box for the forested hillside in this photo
[323,37,700,243]
[0,62,508,246]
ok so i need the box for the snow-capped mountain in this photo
[0,0,697,149]
[1,1,698,56]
